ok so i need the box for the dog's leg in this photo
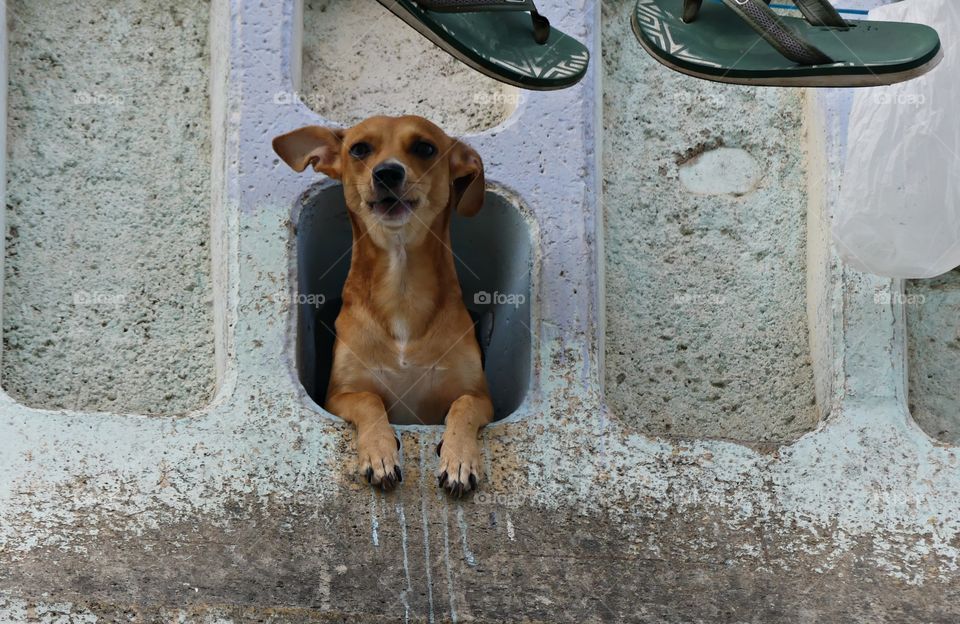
[437,394,493,497]
[327,391,402,490]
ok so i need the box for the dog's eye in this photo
[411,141,437,159]
[349,142,372,159]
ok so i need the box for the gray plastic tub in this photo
[296,186,533,422]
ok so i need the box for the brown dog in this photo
[273,116,493,496]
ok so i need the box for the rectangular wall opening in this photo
[296,186,532,422]
[907,269,960,444]
[297,0,517,135]
[601,0,819,443]
[2,0,218,415]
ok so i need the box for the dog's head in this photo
[273,116,484,241]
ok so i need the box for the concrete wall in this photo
[907,269,960,443]
[2,0,216,415]
[299,0,516,134]
[1,0,960,622]
[602,1,819,443]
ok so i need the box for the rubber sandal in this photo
[632,0,943,87]
[377,0,590,90]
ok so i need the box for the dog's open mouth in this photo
[369,198,417,221]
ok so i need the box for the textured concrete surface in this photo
[0,1,959,623]
[907,269,960,443]
[4,488,960,624]
[2,0,215,415]
[602,0,818,443]
[679,147,761,196]
[300,0,516,135]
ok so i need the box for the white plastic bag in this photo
[833,0,960,279]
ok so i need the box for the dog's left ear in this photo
[449,140,485,217]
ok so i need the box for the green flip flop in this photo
[632,0,943,87]
[377,0,590,90]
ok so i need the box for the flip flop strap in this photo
[720,0,834,65]
[414,0,551,44]
[792,0,847,27]
[684,0,845,27]
[682,0,704,23]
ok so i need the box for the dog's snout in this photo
[372,162,406,191]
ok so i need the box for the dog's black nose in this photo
[372,163,406,190]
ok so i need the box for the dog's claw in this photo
[394,465,403,483]
[357,423,402,491]
[436,438,481,498]
[377,468,399,492]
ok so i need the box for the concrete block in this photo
[907,269,960,443]
[2,0,217,415]
[602,0,819,442]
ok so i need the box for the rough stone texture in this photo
[300,0,516,135]
[602,0,818,442]
[3,486,960,624]
[907,269,960,443]
[679,147,761,196]
[3,0,216,415]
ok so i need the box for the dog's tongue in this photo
[373,199,413,218]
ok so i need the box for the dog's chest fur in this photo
[342,237,472,425]
[359,319,468,425]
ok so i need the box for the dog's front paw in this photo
[357,422,402,491]
[436,434,481,498]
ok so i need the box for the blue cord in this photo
[708,1,871,16]
[769,3,870,15]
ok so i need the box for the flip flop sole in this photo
[378,0,590,90]
[632,0,942,87]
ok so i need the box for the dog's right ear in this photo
[449,140,485,218]
[272,126,345,178]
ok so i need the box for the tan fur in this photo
[273,116,493,496]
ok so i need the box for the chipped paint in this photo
[371,491,380,547]
[455,507,477,568]
[418,442,436,624]
[441,505,459,623]
[396,502,413,624]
